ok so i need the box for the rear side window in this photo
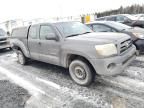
[96,17,105,21]
[92,24,112,32]
[12,27,28,38]
[116,16,125,21]
[116,15,128,22]
[106,16,116,21]
[29,26,37,39]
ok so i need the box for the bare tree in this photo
[96,4,144,18]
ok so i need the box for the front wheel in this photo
[69,59,94,86]
[17,50,27,65]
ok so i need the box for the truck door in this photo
[39,24,61,65]
[28,25,40,60]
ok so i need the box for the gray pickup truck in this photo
[10,21,136,86]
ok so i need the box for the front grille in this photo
[120,39,132,54]
[0,38,6,41]
[0,38,8,45]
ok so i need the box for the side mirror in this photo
[7,31,10,36]
[45,33,58,41]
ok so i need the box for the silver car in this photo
[0,29,10,50]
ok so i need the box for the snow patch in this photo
[36,77,61,89]
[0,66,46,96]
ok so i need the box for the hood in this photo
[65,32,130,44]
[125,27,144,34]
[131,20,144,25]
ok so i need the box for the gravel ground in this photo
[0,80,30,108]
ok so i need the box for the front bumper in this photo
[90,45,136,76]
[134,39,144,52]
[0,43,10,49]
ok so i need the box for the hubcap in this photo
[74,66,86,80]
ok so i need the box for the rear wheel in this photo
[69,59,94,86]
[17,50,27,65]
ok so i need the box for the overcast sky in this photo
[0,0,144,22]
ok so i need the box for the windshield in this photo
[107,21,132,30]
[55,22,93,37]
[0,29,6,36]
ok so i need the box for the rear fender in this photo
[10,39,30,57]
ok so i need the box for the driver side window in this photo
[40,25,56,40]
[92,24,114,32]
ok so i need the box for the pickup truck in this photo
[10,21,136,86]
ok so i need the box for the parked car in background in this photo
[86,21,144,54]
[134,14,144,20]
[0,29,10,50]
[10,21,136,86]
[96,14,144,28]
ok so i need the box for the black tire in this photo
[17,50,27,65]
[69,59,94,86]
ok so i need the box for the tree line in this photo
[96,4,144,18]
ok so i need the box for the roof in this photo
[34,21,79,25]
[86,21,115,25]
[96,14,130,19]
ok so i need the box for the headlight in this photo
[133,33,144,39]
[95,44,117,57]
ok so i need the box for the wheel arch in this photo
[65,54,96,75]
[12,44,29,58]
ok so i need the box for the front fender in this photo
[61,50,93,68]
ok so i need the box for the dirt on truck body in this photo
[10,21,136,86]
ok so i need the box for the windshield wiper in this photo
[121,29,126,31]
[66,32,92,38]
[66,34,81,38]
[81,31,92,34]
